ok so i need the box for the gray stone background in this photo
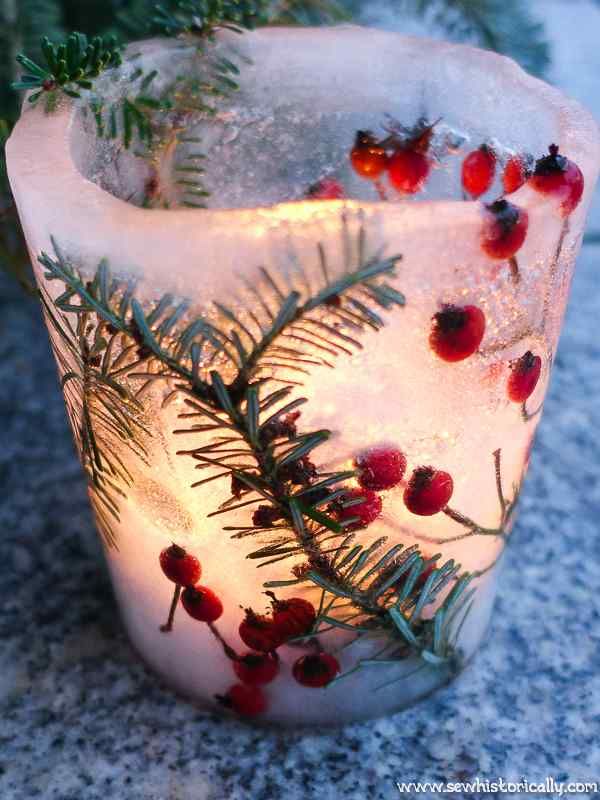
[1,1,599,798]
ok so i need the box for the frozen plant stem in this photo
[160,584,182,632]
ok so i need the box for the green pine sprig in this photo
[12,31,123,106]
[149,0,270,37]
[37,256,152,548]
[38,224,475,674]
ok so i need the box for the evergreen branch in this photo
[90,67,173,150]
[40,231,474,671]
[149,0,269,36]
[38,284,152,548]
[12,31,122,106]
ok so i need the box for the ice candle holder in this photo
[7,26,599,725]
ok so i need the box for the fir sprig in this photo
[90,68,172,150]
[149,0,270,37]
[38,264,152,548]
[12,32,123,106]
[39,225,474,672]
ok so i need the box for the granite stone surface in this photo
[2,2,600,796]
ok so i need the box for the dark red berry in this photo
[42,78,57,92]
[292,653,340,688]
[429,305,486,363]
[279,456,318,486]
[350,131,388,180]
[355,446,407,491]
[507,351,542,403]
[338,487,382,530]
[404,467,454,516]
[268,594,316,640]
[481,199,528,260]
[219,684,267,716]
[503,155,531,195]
[302,485,333,506]
[145,176,159,198]
[462,145,496,198]
[231,473,248,499]
[387,148,430,194]
[260,411,300,445]
[260,411,302,445]
[181,585,223,622]
[307,177,346,200]
[530,144,584,217]
[239,609,282,652]
[233,652,280,686]
[159,544,201,587]
[252,505,282,528]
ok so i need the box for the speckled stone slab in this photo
[1,238,599,799]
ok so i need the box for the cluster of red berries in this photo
[338,445,454,521]
[461,146,532,199]
[159,545,341,717]
[427,305,542,402]
[159,543,223,633]
[348,127,582,277]
[220,593,340,716]
[350,120,437,195]
[461,142,584,216]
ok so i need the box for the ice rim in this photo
[6,25,600,296]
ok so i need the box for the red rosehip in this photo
[503,155,531,195]
[181,585,223,622]
[481,199,529,260]
[220,684,267,716]
[355,446,407,491]
[530,144,584,217]
[429,305,486,363]
[307,177,346,200]
[292,653,340,688]
[233,652,280,686]
[338,487,382,530]
[507,351,542,403]
[269,594,316,640]
[404,467,454,516]
[387,147,430,194]
[462,145,496,198]
[159,544,201,587]
[350,131,388,180]
[238,609,282,652]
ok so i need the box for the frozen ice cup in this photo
[7,26,599,725]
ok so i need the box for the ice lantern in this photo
[7,26,600,725]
